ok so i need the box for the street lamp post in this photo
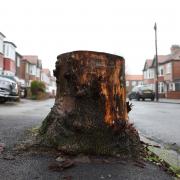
[154,22,159,101]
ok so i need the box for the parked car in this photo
[0,75,19,103]
[128,85,155,101]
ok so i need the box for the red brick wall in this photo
[164,63,173,81]
[173,61,180,80]
[3,58,15,73]
[11,60,15,73]
[143,78,154,84]
[158,76,164,82]
[159,93,165,98]
[20,61,25,79]
[166,91,180,99]
[16,67,21,78]
[4,58,11,70]
[0,53,3,70]
[29,75,36,81]
[36,77,40,81]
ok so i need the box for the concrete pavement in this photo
[140,135,180,177]
[158,98,180,104]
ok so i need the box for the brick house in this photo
[143,45,180,99]
[143,59,154,86]
[41,68,51,86]
[41,68,57,96]
[0,32,6,75]
[20,55,42,87]
[126,75,143,93]
[15,52,23,78]
[49,76,56,96]
[3,41,17,76]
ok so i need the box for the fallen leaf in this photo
[3,154,15,160]
[56,156,66,162]
[49,159,74,172]
[133,163,145,168]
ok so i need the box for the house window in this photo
[150,69,154,78]
[36,68,40,78]
[143,71,146,79]
[126,81,129,87]
[175,82,180,91]
[148,69,150,79]
[166,63,172,74]
[168,83,175,91]
[158,66,164,76]
[138,81,143,85]
[0,38,3,54]
[132,81,136,86]
[29,65,36,75]
[17,57,20,67]
[158,82,164,93]
[160,69,163,75]
[26,63,29,73]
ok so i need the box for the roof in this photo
[16,52,22,58]
[152,53,180,66]
[41,68,51,76]
[22,55,38,64]
[126,75,143,81]
[0,32,6,38]
[144,45,180,70]
[146,59,153,67]
[157,55,168,63]
[143,59,153,71]
[166,52,180,61]
[4,41,17,48]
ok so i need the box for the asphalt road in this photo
[129,100,180,148]
[0,99,54,148]
[0,99,173,180]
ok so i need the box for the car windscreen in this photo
[140,86,152,91]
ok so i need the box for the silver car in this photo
[0,76,19,103]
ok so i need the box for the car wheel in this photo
[142,98,145,101]
[136,97,140,101]
[0,98,7,104]
[129,95,135,101]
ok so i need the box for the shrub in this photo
[30,80,46,99]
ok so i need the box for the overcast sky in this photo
[0,0,180,74]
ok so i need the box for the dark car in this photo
[128,85,155,101]
[0,76,19,103]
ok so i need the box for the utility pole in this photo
[154,22,159,101]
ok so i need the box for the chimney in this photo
[170,45,180,54]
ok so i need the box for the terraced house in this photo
[0,31,56,97]
[143,45,180,99]
[3,41,17,76]
[126,74,143,93]
[20,55,42,87]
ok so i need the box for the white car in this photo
[0,76,19,103]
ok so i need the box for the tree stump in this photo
[39,51,140,157]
